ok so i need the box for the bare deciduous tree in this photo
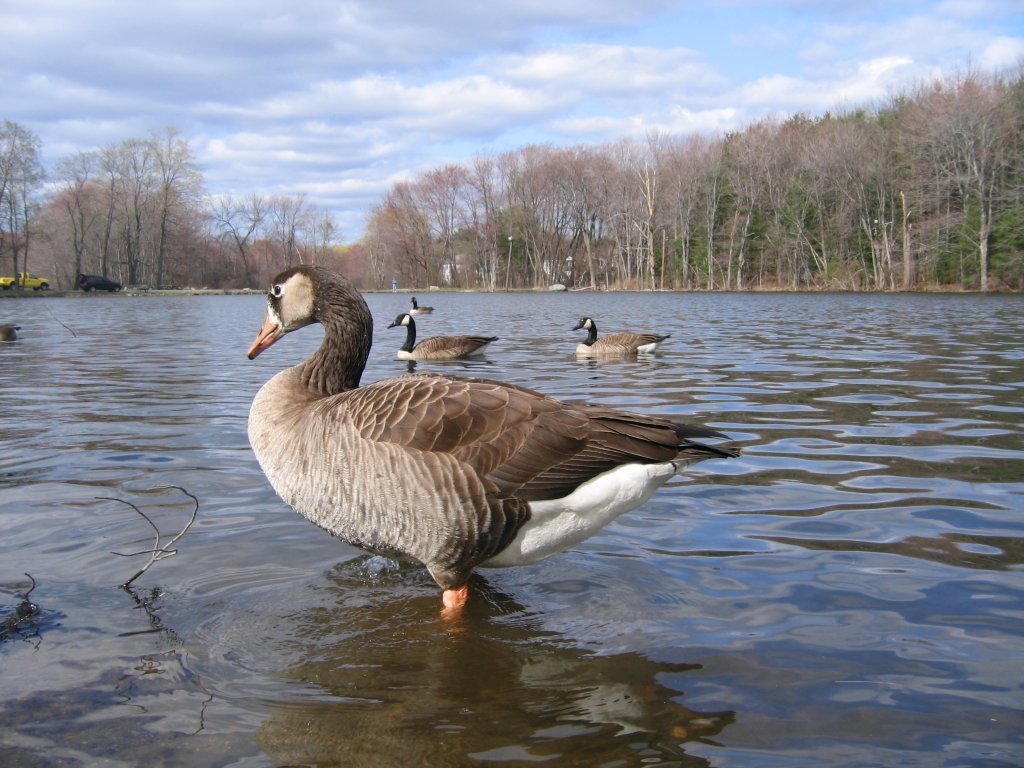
[150,127,203,288]
[213,193,267,286]
[903,72,1017,290]
[0,121,44,284]
[53,150,101,282]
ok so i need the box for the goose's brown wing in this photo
[340,374,731,501]
[342,375,586,490]
[413,335,497,359]
[596,332,669,350]
[511,405,736,500]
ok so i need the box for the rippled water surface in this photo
[1,289,1022,767]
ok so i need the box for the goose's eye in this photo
[271,283,284,298]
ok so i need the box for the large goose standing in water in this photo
[247,266,738,611]
[573,316,669,356]
[387,312,497,360]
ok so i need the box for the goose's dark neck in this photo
[583,323,598,346]
[298,280,373,395]
[400,318,417,353]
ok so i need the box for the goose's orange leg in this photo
[442,584,469,612]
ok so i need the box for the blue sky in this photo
[3,0,1022,240]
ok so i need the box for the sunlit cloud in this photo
[980,36,1024,69]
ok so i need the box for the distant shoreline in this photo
[0,284,1007,298]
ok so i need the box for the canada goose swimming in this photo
[409,296,433,315]
[247,266,738,611]
[0,324,20,341]
[573,316,669,356]
[387,312,497,360]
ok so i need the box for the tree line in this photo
[1,125,342,290]
[2,66,1022,293]
[353,67,1023,292]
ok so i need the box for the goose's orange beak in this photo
[247,313,283,359]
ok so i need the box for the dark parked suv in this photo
[78,274,122,292]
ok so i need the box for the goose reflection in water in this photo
[253,557,735,767]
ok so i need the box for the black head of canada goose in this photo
[387,312,497,360]
[0,324,21,341]
[247,266,738,613]
[409,296,433,315]
[573,316,669,356]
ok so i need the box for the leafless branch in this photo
[43,303,78,337]
[104,486,199,588]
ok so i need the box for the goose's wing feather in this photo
[343,375,585,492]
[340,374,729,502]
[414,335,497,358]
[597,332,669,348]
[510,406,733,500]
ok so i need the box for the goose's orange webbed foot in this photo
[441,584,469,617]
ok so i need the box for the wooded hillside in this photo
[357,69,1024,292]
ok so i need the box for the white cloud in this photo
[551,106,740,141]
[834,56,917,103]
[731,56,917,118]
[936,0,1022,19]
[980,36,1024,69]
[499,44,724,97]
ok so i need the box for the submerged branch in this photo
[1,573,41,642]
[104,486,199,589]
[43,303,79,337]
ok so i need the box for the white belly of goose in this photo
[482,460,679,567]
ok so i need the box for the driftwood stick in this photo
[103,486,199,588]
[43,303,79,337]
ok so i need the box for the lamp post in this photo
[504,236,513,292]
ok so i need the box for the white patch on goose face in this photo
[275,274,316,331]
[268,302,285,330]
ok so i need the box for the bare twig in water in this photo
[118,583,179,640]
[104,486,199,589]
[1,573,41,641]
[43,303,78,337]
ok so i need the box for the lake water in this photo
[1,288,1022,767]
